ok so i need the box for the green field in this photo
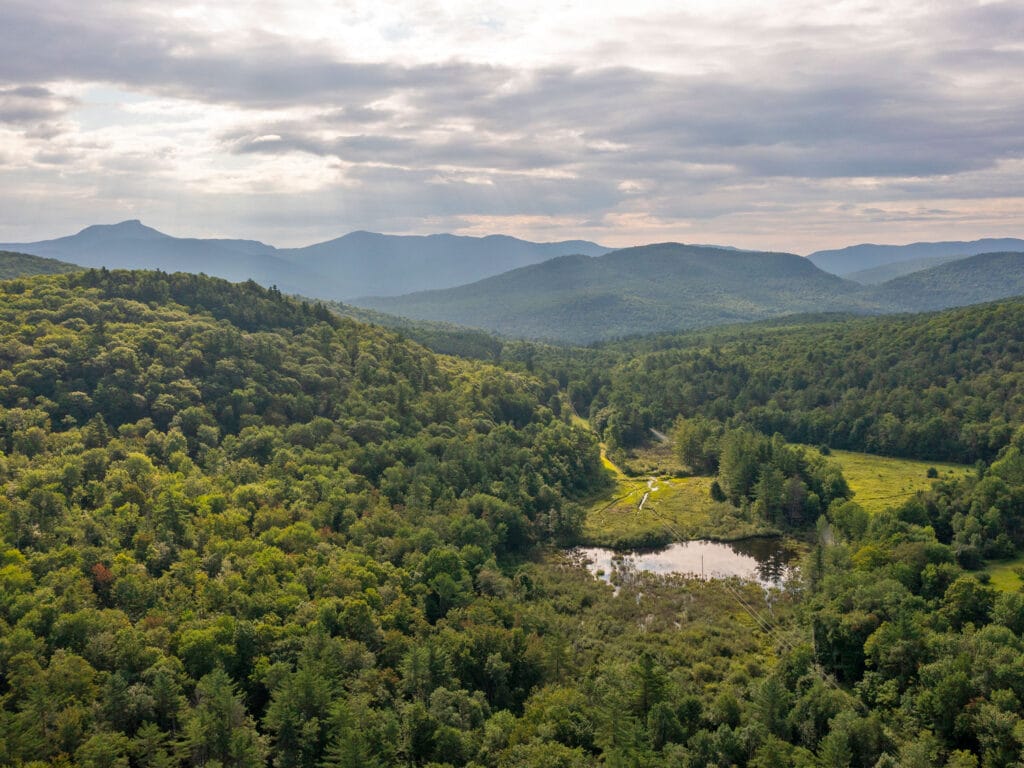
[826,449,972,514]
[984,555,1024,592]
[582,443,778,549]
[581,438,973,548]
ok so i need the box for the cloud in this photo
[0,85,77,124]
[0,0,1022,252]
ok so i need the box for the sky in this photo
[1,0,1022,253]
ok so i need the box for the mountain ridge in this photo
[0,250,82,279]
[808,237,1024,276]
[868,251,1024,312]
[355,242,879,343]
[0,220,610,300]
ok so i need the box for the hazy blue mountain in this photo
[0,250,82,279]
[868,252,1024,311]
[0,220,330,296]
[1,221,609,299]
[844,254,966,285]
[809,237,1024,276]
[280,230,609,298]
[355,243,879,343]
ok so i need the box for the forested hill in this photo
[9,270,1024,766]
[356,243,877,343]
[0,249,81,279]
[280,230,610,298]
[808,236,1024,276]
[0,269,609,766]
[843,253,964,284]
[542,297,1024,464]
[0,220,609,301]
[868,251,1024,311]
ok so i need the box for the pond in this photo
[575,538,799,589]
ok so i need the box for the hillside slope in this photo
[808,237,1024,276]
[0,249,81,279]
[869,251,1024,311]
[844,253,964,284]
[1,220,608,300]
[0,268,613,767]
[551,296,1024,464]
[284,230,610,298]
[357,242,879,343]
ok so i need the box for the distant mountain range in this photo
[808,237,1024,277]
[355,244,1024,343]
[356,243,879,343]
[870,252,1024,312]
[843,254,965,285]
[4,222,1024,345]
[279,230,610,297]
[0,220,609,300]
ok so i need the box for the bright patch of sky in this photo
[0,0,1021,251]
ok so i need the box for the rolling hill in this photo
[843,253,965,284]
[0,250,82,279]
[282,230,610,297]
[808,237,1024,276]
[0,220,608,300]
[0,220,327,296]
[868,251,1024,311]
[355,243,879,343]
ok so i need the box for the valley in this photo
[6,2,1024,764]
[7,226,1024,345]
[2,258,1024,767]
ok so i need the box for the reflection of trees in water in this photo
[728,539,796,586]
[608,554,642,590]
[576,539,796,590]
[753,550,787,584]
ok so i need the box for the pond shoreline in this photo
[571,536,803,589]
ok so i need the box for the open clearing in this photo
[582,444,777,549]
[825,449,972,514]
[984,554,1024,592]
[579,431,972,549]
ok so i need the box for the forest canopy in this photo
[4,270,1024,767]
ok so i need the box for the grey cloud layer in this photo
[1,0,1022,247]
[0,86,77,124]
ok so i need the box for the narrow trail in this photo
[650,427,670,443]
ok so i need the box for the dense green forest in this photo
[870,252,1024,312]
[355,243,1024,344]
[357,244,876,343]
[0,251,81,280]
[538,299,1024,466]
[5,270,1024,767]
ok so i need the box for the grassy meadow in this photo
[582,443,778,549]
[826,449,972,514]
[577,424,974,550]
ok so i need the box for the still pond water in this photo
[576,538,799,589]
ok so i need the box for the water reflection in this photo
[576,538,798,589]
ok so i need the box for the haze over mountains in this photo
[0,220,609,300]
[842,255,966,285]
[807,237,1024,277]
[356,244,1024,343]
[869,252,1024,312]
[3,220,1024,345]
[357,243,878,343]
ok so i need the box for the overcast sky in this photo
[1,0,1022,252]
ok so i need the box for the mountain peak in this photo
[75,220,167,240]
